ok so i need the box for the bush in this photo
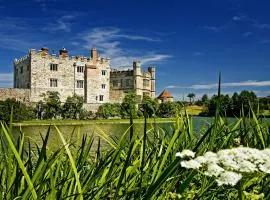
[0,99,35,123]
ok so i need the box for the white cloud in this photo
[252,20,270,29]
[77,27,170,68]
[243,32,252,37]
[193,52,204,56]
[0,73,13,88]
[167,80,270,90]
[232,15,247,21]
[203,25,227,32]
[42,15,75,32]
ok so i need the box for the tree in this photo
[140,96,158,118]
[121,93,138,118]
[97,103,121,119]
[201,94,209,105]
[157,102,180,118]
[41,91,61,119]
[0,99,35,123]
[187,93,196,104]
[62,94,84,119]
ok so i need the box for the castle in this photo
[8,47,155,111]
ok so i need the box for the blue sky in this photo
[1,0,270,100]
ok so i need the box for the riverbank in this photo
[12,117,176,126]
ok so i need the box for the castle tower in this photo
[133,61,143,98]
[148,66,156,98]
[59,47,68,58]
[91,48,98,64]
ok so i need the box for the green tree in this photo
[140,96,158,118]
[187,93,196,104]
[97,103,121,119]
[121,93,138,118]
[157,102,179,118]
[62,94,84,119]
[0,99,35,123]
[201,94,209,105]
[41,91,61,119]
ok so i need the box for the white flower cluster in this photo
[176,147,270,186]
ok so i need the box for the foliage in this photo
[62,94,84,119]
[1,101,270,199]
[187,93,196,104]
[41,91,62,119]
[140,96,158,118]
[205,90,258,117]
[0,99,35,122]
[96,103,121,119]
[156,102,182,118]
[121,92,139,118]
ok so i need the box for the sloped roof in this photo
[158,89,173,99]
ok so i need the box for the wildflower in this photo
[216,171,242,186]
[181,160,201,169]
[204,164,224,177]
[176,150,195,158]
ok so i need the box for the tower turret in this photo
[59,47,68,58]
[91,48,98,64]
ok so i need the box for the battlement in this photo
[26,47,110,64]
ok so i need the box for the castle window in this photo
[99,95,104,101]
[101,84,106,89]
[143,79,150,87]
[112,80,119,87]
[101,70,106,76]
[77,66,84,73]
[125,79,131,87]
[76,80,84,88]
[50,78,58,87]
[20,66,23,73]
[50,64,58,71]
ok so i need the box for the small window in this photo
[101,70,106,76]
[99,95,104,101]
[20,66,23,73]
[27,65,30,71]
[77,66,84,73]
[76,80,84,88]
[125,79,130,87]
[101,84,106,89]
[112,80,119,87]
[50,64,58,71]
[50,78,58,87]
[96,96,98,101]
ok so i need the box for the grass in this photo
[1,106,270,199]
[12,117,176,126]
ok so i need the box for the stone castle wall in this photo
[0,88,30,102]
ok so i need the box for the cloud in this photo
[252,20,270,29]
[76,27,170,68]
[167,80,270,90]
[260,39,270,44]
[193,52,204,56]
[243,32,253,37]
[0,73,13,88]
[42,15,76,32]
[202,25,227,32]
[233,15,247,21]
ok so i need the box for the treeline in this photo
[0,91,91,122]
[97,93,182,119]
[0,92,183,122]
[198,90,270,117]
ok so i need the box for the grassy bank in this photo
[1,108,270,199]
[12,117,176,126]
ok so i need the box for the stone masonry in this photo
[0,47,156,112]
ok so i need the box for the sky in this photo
[0,0,270,100]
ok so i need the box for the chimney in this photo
[41,47,49,55]
[59,47,68,58]
[91,48,97,63]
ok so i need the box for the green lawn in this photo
[13,117,176,126]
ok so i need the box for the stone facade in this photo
[0,88,30,102]
[14,47,110,105]
[110,61,156,102]
[10,47,156,111]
